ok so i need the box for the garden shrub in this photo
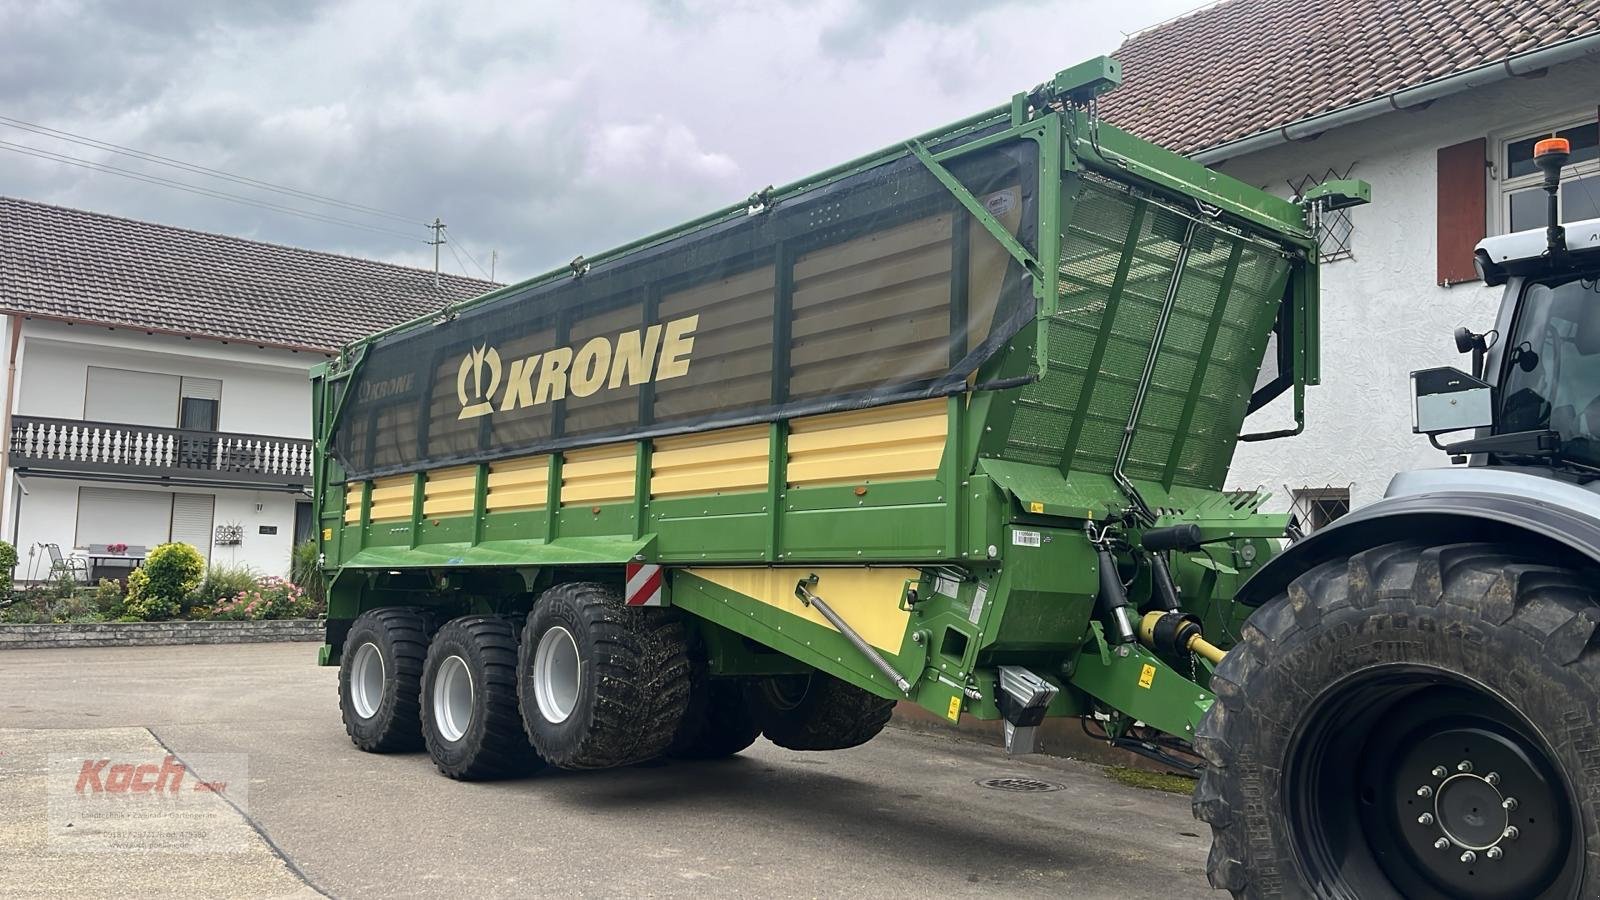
[212,576,317,621]
[91,578,125,618]
[0,540,16,597]
[291,540,325,608]
[191,564,258,610]
[124,542,205,620]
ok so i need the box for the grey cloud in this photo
[817,0,1041,58]
[2,0,1193,287]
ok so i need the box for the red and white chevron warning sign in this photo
[625,562,664,606]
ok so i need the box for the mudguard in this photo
[1235,489,1600,605]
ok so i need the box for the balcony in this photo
[8,415,312,489]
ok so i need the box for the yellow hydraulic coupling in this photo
[1139,610,1226,666]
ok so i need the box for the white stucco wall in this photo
[13,319,319,437]
[1216,55,1600,512]
[10,477,301,579]
[0,319,325,576]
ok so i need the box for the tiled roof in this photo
[1100,0,1600,156]
[0,196,500,353]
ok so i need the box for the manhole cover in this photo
[976,776,1066,793]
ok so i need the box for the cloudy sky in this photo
[2,0,1199,283]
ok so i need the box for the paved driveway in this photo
[0,643,1217,898]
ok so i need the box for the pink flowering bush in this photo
[211,576,318,621]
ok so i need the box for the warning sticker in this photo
[1012,529,1041,548]
[983,188,1018,217]
[1138,663,1156,690]
[946,695,962,721]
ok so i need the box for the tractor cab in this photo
[1414,135,1600,478]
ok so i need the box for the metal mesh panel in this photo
[1180,247,1289,485]
[1001,175,1291,490]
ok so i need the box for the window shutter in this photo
[179,377,222,401]
[75,487,174,550]
[1437,138,1487,285]
[170,493,216,561]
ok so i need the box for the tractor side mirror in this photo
[1412,367,1494,435]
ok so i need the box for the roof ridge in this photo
[0,194,499,290]
[1122,0,1236,41]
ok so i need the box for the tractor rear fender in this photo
[1236,487,1600,606]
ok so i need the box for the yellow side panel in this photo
[651,425,769,499]
[685,567,914,652]
[368,474,415,522]
[486,455,550,512]
[343,483,365,524]
[786,398,947,488]
[560,443,638,506]
[423,465,478,518]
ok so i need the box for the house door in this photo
[170,493,216,561]
[294,501,314,545]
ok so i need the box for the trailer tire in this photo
[1195,542,1598,900]
[421,615,544,780]
[669,675,760,760]
[518,582,691,769]
[339,607,434,753]
[745,671,894,751]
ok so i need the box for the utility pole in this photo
[428,217,445,287]
[490,250,498,282]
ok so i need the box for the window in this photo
[83,366,221,429]
[1288,486,1350,535]
[179,376,221,431]
[1497,119,1600,235]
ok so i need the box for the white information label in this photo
[968,583,988,624]
[1012,529,1041,547]
[934,575,960,598]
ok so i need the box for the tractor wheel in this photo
[421,615,544,780]
[669,675,760,760]
[1195,542,1599,899]
[517,582,691,768]
[339,607,434,752]
[745,671,894,751]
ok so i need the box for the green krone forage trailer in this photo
[311,57,1382,895]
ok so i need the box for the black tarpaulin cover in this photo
[333,140,1039,480]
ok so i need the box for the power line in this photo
[0,139,430,244]
[446,241,474,279]
[442,226,493,280]
[0,114,423,225]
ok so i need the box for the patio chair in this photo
[46,543,89,583]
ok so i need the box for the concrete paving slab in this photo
[0,643,1219,899]
[0,725,318,899]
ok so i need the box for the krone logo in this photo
[453,315,699,421]
[457,344,502,419]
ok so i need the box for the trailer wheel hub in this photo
[532,626,582,725]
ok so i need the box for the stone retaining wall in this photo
[0,619,323,650]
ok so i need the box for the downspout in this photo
[1191,32,1600,166]
[2,314,19,544]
